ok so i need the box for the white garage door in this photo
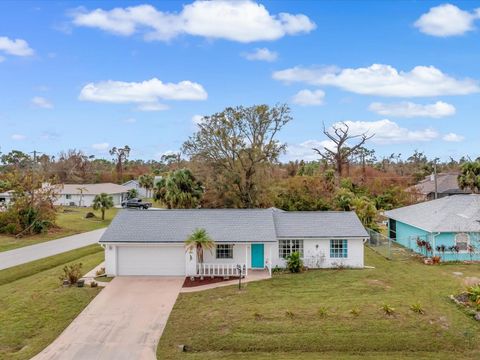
[117,246,185,276]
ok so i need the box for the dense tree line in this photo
[1,103,477,233]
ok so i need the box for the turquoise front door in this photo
[251,244,264,268]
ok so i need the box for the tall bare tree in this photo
[313,122,374,177]
[182,104,291,208]
[109,145,131,183]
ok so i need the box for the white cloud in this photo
[273,63,479,97]
[243,48,278,62]
[443,132,464,142]
[91,142,110,151]
[192,114,205,125]
[31,96,53,109]
[79,78,207,111]
[368,101,455,118]
[292,89,325,106]
[136,103,169,112]
[286,139,335,161]
[333,120,439,144]
[0,36,34,56]
[124,117,137,123]
[71,1,315,43]
[414,4,480,37]
[11,134,26,141]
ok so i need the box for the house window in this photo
[216,244,233,259]
[66,194,72,199]
[278,239,304,259]
[455,233,469,252]
[330,239,348,258]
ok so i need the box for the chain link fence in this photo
[365,228,419,261]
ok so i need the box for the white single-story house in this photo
[99,208,368,277]
[53,183,129,207]
[122,180,147,198]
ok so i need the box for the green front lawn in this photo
[0,244,104,360]
[158,248,480,359]
[0,207,118,252]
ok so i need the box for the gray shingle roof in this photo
[384,194,480,232]
[99,208,368,244]
[408,173,470,196]
[273,211,369,238]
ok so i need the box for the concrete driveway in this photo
[32,276,184,360]
[0,228,106,270]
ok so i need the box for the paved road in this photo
[0,228,106,270]
[32,277,184,360]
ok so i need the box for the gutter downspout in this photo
[431,232,440,257]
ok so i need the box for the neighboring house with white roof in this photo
[0,190,13,205]
[407,173,470,201]
[53,183,129,207]
[99,208,368,277]
[384,194,480,261]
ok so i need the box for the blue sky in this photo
[1,1,480,162]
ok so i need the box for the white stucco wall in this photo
[270,238,365,269]
[53,193,125,207]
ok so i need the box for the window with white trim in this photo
[279,239,304,259]
[216,244,233,259]
[455,233,469,252]
[330,239,348,258]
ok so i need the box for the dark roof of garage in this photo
[99,208,368,244]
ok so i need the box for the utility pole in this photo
[433,158,438,200]
[29,150,43,204]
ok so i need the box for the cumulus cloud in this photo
[415,4,480,37]
[79,77,207,110]
[71,1,315,43]
[332,120,439,144]
[368,101,455,118]
[91,142,110,151]
[192,114,205,125]
[243,48,278,62]
[292,89,325,106]
[443,132,464,142]
[0,36,34,57]
[31,96,53,109]
[273,63,479,97]
[286,139,335,161]
[11,134,26,141]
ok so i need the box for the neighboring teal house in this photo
[384,195,480,262]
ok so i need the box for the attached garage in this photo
[116,245,185,276]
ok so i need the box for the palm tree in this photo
[164,169,203,208]
[77,187,87,207]
[92,193,114,220]
[458,161,480,193]
[185,228,215,264]
[139,174,154,198]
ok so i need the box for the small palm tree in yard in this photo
[92,193,114,220]
[185,228,215,264]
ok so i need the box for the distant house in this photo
[0,190,13,206]
[122,176,162,199]
[122,180,147,197]
[407,173,470,201]
[384,195,480,261]
[53,183,129,207]
[99,208,369,276]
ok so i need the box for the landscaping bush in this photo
[286,251,303,273]
[59,263,83,285]
[467,284,480,308]
[85,212,96,219]
[410,303,425,314]
[381,303,395,316]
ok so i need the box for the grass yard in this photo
[0,206,118,252]
[158,248,480,360]
[0,244,104,360]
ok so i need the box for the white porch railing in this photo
[196,263,247,277]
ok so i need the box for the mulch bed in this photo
[183,276,240,288]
